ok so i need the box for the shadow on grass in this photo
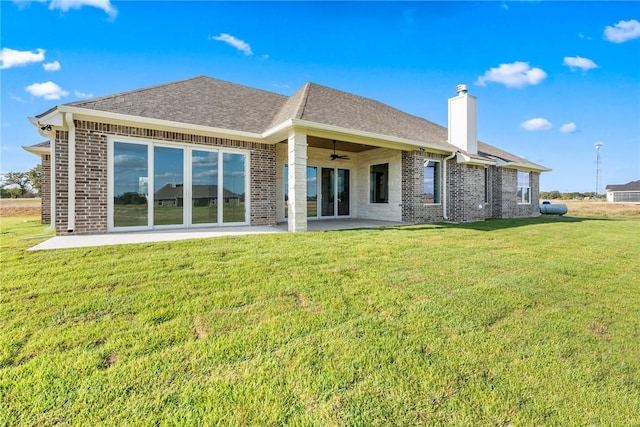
[377,215,607,233]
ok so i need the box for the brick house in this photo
[24,76,548,235]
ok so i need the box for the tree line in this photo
[1,165,42,198]
[540,191,605,200]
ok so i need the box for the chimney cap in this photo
[456,84,468,95]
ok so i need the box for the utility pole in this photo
[594,142,603,197]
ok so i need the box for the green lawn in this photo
[1,214,639,425]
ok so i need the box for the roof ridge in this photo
[295,82,312,119]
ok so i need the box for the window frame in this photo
[369,163,389,204]
[422,159,442,205]
[517,170,531,204]
[108,136,250,231]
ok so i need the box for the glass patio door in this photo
[321,167,350,217]
[153,146,184,227]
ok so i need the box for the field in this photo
[1,201,639,425]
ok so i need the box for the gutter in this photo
[442,151,457,221]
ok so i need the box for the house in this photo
[606,180,640,203]
[24,76,549,235]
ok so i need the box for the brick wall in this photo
[55,131,69,233]
[401,151,445,223]
[492,168,540,218]
[40,154,51,224]
[53,121,276,235]
[448,163,486,222]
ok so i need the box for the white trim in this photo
[48,138,56,232]
[441,152,457,220]
[456,152,496,166]
[422,158,443,205]
[65,112,75,232]
[58,105,264,143]
[496,159,551,172]
[288,118,455,154]
[107,135,250,232]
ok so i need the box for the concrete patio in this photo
[28,219,403,250]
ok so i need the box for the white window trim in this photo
[517,171,531,205]
[108,136,250,232]
[423,159,442,205]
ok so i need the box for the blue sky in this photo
[1,0,639,193]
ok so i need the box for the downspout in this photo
[64,112,75,232]
[442,151,457,221]
[46,136,56,232]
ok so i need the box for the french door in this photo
[321,167,350,217]
[284,165,350,219]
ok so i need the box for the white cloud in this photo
[475,61,547,88]
[521,118,552,131]
[49,0,117,18]
[25,81,69,100]
[604,19,640,43]
[43,60,61,71]
[563,56,598,72]
[210,33,253,56]
[0,47,45,69]
[559,122,578,134]
[74,90,93,99]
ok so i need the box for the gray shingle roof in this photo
[66,76,288,133]
[606,180,640,191]
[55,75,544,169]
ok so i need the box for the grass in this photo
[1,211,639,425]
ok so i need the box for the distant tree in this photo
[540,190,561,200]
[1,171,32,198]
[27,165,42,196]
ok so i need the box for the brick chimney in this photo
[448,84,478,155]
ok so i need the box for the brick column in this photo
[287,130,307,232]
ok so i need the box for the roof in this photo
[154,184,239,199]
[64,76,288,134]
[22,140,51,156]
[35,75,545,170]
[606,180,640,192]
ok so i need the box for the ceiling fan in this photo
[330,140,350,161]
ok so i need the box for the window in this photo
[110,138,248,230]
[517,171,531,204]
[370,163,388,203]
[423,160,441,204]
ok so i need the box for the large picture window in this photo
[423,160,441,204]
[517,171,531,204]
[370,163,389,203]
[110,138,248,230]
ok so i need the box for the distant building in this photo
[606,180,640,203]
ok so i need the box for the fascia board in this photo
[456,152,496,166]
[22,145,51,155]
[57,105,265,143]
[496,159,552,172]
[286,118,455,154]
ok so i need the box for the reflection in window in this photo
[223,153,246,223]
[517,171,531,204]
[113,142,148,227]
[192,150,218,224]
[423,160,441,204]
[370,163,389,203]
[154,146,184,226]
